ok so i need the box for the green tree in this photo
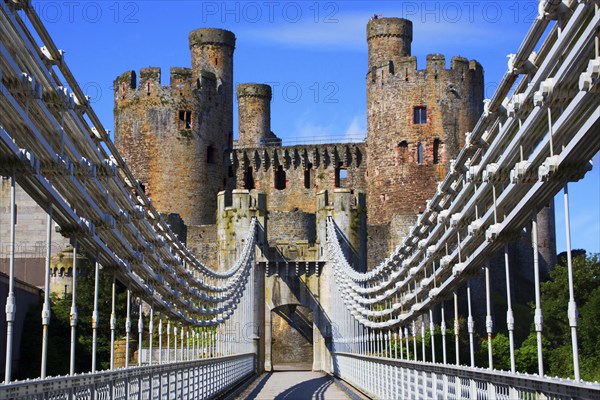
[18,262,129,378]
[540,252,599,380]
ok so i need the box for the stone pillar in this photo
[217,189,267,371]
[314,189,367,373]
[264,306,273,372]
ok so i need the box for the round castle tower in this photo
[114,28,235,226]
[236,84,272,147]
[367,17,412,68]
[365,17,484,234]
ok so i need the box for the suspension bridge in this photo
[0,0,600,398]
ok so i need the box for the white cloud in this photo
[238,10,521,52]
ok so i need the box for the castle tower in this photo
[365,17,484,265]
[237,84,272,147]
[189,28,235,151]
[367,17,412,68]
[114,28,235,226]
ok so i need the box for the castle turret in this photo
[237,84,272,147]
[189,28,235,148]
[367,17,413,68]
[365,17,484,266]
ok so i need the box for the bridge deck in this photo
[236,370,357,400]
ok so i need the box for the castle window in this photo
[433,139,440,164]
[398,140,408,163]
[304,163,313,189]
[207,145,217,164]
[388,60,394,75]
[244,167,255,190]
[335,163,348,188]
[179,110,192,130]
[274,165,286,190]
[147,82,151,96]
[417,143,424,165]
[414,106,427,124]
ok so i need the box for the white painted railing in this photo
[0,353,254,400]
[333,353,600,400]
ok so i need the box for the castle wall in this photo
[186,225,218,270]
[268,211,316,243]
[0,180,69,287]
[233,143,367,214]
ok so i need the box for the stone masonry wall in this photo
[233,143,367,214]
[186,225,218,270]
[0,180,69,287]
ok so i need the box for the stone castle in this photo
[113,17,536,271]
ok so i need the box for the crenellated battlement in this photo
[114,66,222,107]
[234,143,365,172]
[368,53,483,83]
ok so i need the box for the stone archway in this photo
[271,304,313,370]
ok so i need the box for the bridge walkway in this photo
[234,368,366,400]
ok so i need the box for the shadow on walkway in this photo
[240,371,350,400]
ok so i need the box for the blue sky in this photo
[31,1,599,254]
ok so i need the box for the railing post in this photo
[421,315,426,362]
[454,291,460,365]
[563,184,581,381]
[504,244,516,373]
[441,301,447,365]
[159,315,163,364]
[467,280,475,367]
[429,309,436,364]
[138,301,143,366]
[92,259,100,373]
[40,204,52,379]
[110,274,116,370]
[69,239,79,376]
[174,324,178,363]
[4,173,16,384]
[125,289,132,369]
[167,319,171,363]
[485,262,494,370]
[412,321,417,361]
[532,210,544,377]
[149,305,154,366]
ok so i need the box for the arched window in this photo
[274,165,286,190]
[417,143,424,165]
[433,139,440,164]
